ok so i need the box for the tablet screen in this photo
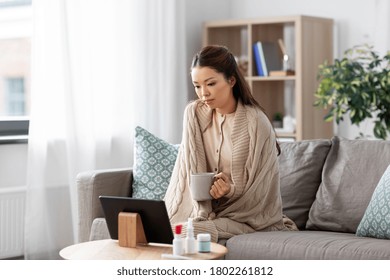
[99,196,174,244]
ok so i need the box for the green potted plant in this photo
[314,44,390,139]
[272,112,283,128]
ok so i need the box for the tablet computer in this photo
[99,195,174,244]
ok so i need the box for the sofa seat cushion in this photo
[225,230,390,260]
[306,136,390,233]
[278,139,331,229]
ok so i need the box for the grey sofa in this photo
[77,136,390,259]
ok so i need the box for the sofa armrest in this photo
[77,168,133,242]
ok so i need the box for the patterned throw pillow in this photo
[356,165,390,239]
[132,126,179,200]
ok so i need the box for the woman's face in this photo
[191,66,236,114]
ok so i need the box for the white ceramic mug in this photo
[189,172,215,201]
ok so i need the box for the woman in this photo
[164,45,296,242]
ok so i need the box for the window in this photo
[5,77,26,115]
[0,0,31,8]
[0,38,31,118]
[0,1,31,143]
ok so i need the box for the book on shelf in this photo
[269,70,295,76]
[257,42,267,75]
[253,41,283,76]
[261,41,283,75]
[252,42,264,76]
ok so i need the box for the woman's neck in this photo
[216,98,237,115]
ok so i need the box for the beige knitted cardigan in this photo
[164,100,287,241]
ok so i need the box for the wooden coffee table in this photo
[60,239,227,260]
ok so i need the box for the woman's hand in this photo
[210,172,231,199]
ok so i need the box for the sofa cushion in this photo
[306,136,390,233]
[356,164,390,239]
[279,139,331,229]
[225,230,390,259]
[132,126,179,200]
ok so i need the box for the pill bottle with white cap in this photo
[197,233,211,253]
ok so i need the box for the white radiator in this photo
[0,187,25,259]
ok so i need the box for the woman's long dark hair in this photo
[191,45,281,155]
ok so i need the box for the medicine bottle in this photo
[173,224,184,255]
[185,218,196,254]
[197,233,211,253]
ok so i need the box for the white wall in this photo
[229,0,390,139]
[184,0,232,100]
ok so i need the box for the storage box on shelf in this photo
[203,15,334,141]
